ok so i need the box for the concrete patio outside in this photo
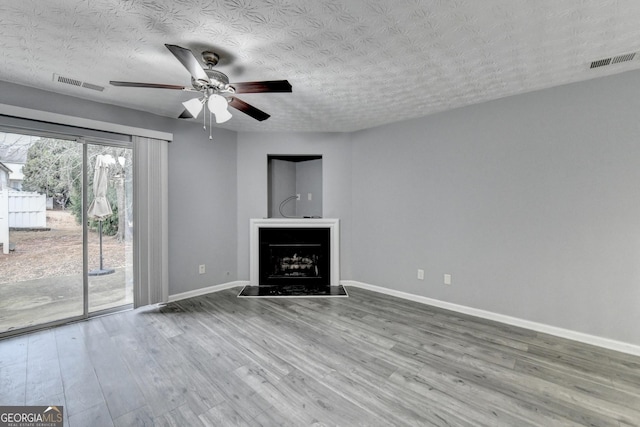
[0,210,132,335]
[0,268,132,334]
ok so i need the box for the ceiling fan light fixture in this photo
[207,94,232,123]
[182,97,204,118]
[214,108,233,124]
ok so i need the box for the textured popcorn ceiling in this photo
[2,0,640,132]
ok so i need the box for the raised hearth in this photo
[238,284,347,297]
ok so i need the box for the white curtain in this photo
[133,136,169,307]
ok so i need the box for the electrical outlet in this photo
[417,269,424,280]
[199,264,206,274]
[444,274,452,285]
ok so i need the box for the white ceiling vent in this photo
[590,52,637,69]
[53,73,104,92]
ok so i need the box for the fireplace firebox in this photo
[259,228,330,287]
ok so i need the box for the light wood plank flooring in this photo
[1,286,639,426]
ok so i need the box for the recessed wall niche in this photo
[268,155,322,218]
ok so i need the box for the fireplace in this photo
[259,228,329,286]
[249,218,340,287]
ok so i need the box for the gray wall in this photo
[168,120,237,293]
[269,159,297,218]
[0,81,238,296]
[296,159,323,217]
[236,131,352,280]
[351,70,640,345]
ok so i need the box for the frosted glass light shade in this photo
[182,97,204,118]
[207,94,232,123]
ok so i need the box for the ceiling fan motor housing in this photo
[192,68,232,93]
[201,51,219,67]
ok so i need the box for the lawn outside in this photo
[0,210,129,284]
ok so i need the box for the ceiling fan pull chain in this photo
[203,103,206,130]
[209,111,213,140]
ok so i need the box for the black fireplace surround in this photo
[259,228,330,287]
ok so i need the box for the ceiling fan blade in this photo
[228,97,270,121]
[110,81,191,90]
[231,80,292,94]
[164,44,209,82]
[178,109,194,119]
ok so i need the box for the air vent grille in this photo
[57,76,82,86]
[612,52,636,64]
[81,82,105,92]
[53,74,104,92]
[590,58,611,69]
[590,52,637,69]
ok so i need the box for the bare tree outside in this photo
[21,138,80,209]
[0,133,31,161]
[16,138,131,241]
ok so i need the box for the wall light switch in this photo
[417,269,424,280]
[444,274,452,285]
[296,194,300,200]
[308,193,312,201]
[199,264,206,274]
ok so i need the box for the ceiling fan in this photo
[110,44,292,125]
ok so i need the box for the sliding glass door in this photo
[86,142,133,313]
[0,132,133,336]
[0,134,84,333]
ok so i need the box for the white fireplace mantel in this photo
[249,218,340,286]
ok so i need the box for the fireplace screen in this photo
[268,244,322,279]
[259,228,330,286]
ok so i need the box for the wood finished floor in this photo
[1,286,639,426]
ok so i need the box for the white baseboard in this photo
[168,281,248,303]
[341,280,640,357]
